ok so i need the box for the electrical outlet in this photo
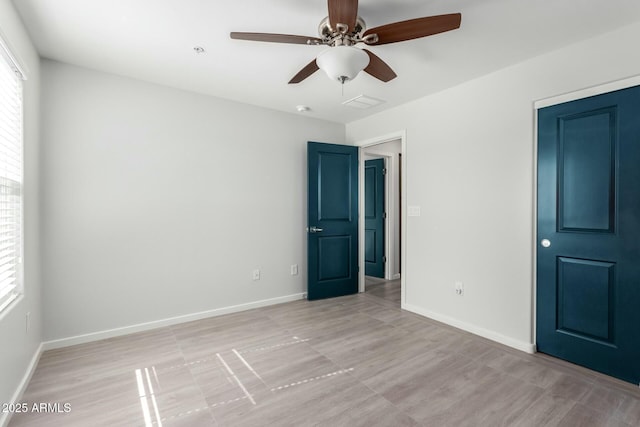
[252,269,261,281]
[455,281,464,296]
[25,311,30,333]
[290,264,298,275]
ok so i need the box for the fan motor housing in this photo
[318,16,366,39]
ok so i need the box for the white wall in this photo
[40,60,344,342]
[347,22,640,351]
[0,0,41,424]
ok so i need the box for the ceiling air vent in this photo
[342,95,385,109]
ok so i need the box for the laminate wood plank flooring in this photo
[8,280,640,426]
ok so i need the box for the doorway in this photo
[364,158,385,279]
[357,133,406,308]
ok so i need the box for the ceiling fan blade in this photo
[328,0,359,32]
[230,32,323,45]
[288,59,320,84]
[363,50,397,82]
[363,13,461,45]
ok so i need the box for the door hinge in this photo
[383,212,387,219]
[382,168,387,175]
[382,256,387,263]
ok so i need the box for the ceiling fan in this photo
[230,0,461,85]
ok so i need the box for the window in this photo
[0,38,24,313]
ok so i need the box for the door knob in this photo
[309,226,324,233]
[541,239,551,248]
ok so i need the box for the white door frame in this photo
[355,130,407,308]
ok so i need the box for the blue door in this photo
[537,85,640,384]
[365,158,385,278]
[307,142,359,300]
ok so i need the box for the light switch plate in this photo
[408,206,421,217]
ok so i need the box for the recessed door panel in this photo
[557,257,615,343]
[558,109,616,233]
[364,229,376,263]
[319,152,352,221]
[365,167,377,219]
[318,235,351,281]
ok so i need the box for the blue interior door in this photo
[365,159,385,278]
[307,142,359,300]
[537,85,640,384]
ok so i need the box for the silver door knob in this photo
[541,239,551,248]
[309,226,324,233]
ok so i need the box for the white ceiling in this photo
[12,0,640,123]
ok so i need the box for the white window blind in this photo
[0,40,23,313]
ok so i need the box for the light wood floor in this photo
[365,276,402,304]
[9,280,640,426]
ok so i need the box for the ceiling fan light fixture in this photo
[316,46,370,83]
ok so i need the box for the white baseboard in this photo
[402,303,536,354]
[392,273,401,280]
[1,343,43,427]
[42,292,307,351]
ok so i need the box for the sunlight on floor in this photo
[134,336,355,426]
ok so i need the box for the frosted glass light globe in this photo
[316,46,370,83]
